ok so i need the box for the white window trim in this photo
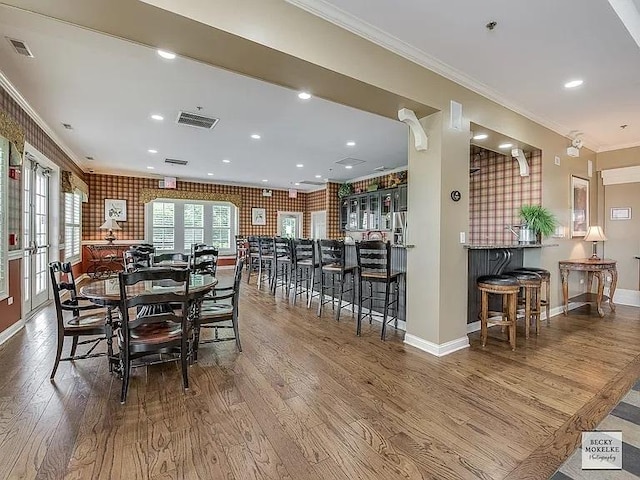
[64,191,82,264]
[0,137,8,301]
[144,198,238,255]
[277,211,303,238]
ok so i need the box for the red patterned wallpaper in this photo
[304,188,326,238]
[469,146,542,244]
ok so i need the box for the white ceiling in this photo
[0,6,407,190]
[288,0,640,152]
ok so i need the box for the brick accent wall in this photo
[469,146,542,244]
[83,174,306,241]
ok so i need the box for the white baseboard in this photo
[466,302,586,333]
[404,333,469,357]
[0,319,25,347]
[611,288,640,307]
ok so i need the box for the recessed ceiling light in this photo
[473,134,488,140]
[207,173,214,176]
[222,159,231,163]
[499,143,513,149]
[564,79,583,89]
[296,164,304,168]
[251,134,261,140]
[151,114,164,121]
[147,166,155,170]
[157,49,176,60]
[294,182,300,186]
[298,91,312,100]
[148,149,158,154]
[345,165,353,169]
[315,174,322,178]
[346,141,356,147]
[262,179,268,182]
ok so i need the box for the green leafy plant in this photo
[338,182,353,198]
[519,204,557,239]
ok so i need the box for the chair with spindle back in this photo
[194,259,244,359]
[355,240,403,340]
[292,238,319,307]
[49,261,111,379]
[317,239,357,322]
[118,267,191,403]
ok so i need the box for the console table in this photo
[85,244,129,278]
[559,258,617,317]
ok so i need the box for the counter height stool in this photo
[504,270,543,338]
[257,236,275,290]
[514,267,551,325]
[271,237,293,296]
[477,275,520,350]
[292,238,319,308]
[317,239,357,322]
[246,236,260,283]
[355,240,403,340]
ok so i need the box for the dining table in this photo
[80,272,218,372]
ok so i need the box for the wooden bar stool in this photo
[317,239,357,321]
[504,271,543,338]
[514,267,551,325]
[291,238,319,308]
[477,275,520,350]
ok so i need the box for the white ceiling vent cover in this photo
[176,111,219,130]
[299,180,325,186]
[335,157,366,167]
[6,37,34,57]
[165,158,188,166]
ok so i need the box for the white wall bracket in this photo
[511,148,529,177]
[398,108,428,151]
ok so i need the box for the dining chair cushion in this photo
[121,322,182,345]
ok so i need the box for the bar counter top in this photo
[463,243,559,249]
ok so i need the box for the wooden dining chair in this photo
[123,248,152,272]
[49,261,111,380]
[194,259,244,360]
[190,245,219,276]
[118,267,191,403]
[153,252,190,265]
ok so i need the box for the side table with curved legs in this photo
[559,258,617,317]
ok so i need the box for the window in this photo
[152,202,175,251]
[0,137,8,300]
[64,192,82,263]
[146,200,237,254]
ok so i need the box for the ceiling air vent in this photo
[374,166,387,172]
[164,158,188,166]
[176,111,219,130]
[299,180,325,186]
[335,157,366,167]
[6,37,34,57]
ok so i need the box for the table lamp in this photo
[584,226,607,260]
[99,218,122,244]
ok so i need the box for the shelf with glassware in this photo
[340,185,407,237]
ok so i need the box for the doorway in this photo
[277,211,303,239]
[22,145,59,316]
[310,211,326,239]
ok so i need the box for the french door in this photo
[23,159,51,314]
[277,212,303,239]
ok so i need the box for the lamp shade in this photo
[99,218,122,231]
[584,226,607,242]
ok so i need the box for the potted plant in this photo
[338,182,353,198]
[519,204,557,243]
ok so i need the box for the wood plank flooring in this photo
[1,272,640,479]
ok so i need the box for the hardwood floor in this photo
[1,272,640,479]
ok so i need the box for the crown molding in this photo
[0,69,87,171]
[347,165,407,183]
[285,0,603,153]
[597,140,640,153]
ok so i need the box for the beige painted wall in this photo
[8,0,606,346]
[597,146,640,291]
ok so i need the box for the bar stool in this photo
[271,237,292,296]
[246,236,260,283]
[477,275,520,350]
[291,238,319,308]
[235,235,248,266]
[504,270,543,338]
[514,267,551,325]
[317,239,357,321]
[257,236,275,289]
[355,240,403,340]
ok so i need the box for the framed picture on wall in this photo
[570,176,589,237]
[251,207,266,226]
[105,199,127,221]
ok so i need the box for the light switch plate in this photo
[459,232,466,244]
[7,297,13,305]
[555,156,561,166]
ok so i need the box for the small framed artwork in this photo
[611,207,632,220]
[105,199,127,221]
[570,176,589,238]
[251,207,266,226]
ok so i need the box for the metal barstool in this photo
[477,275,520,350]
